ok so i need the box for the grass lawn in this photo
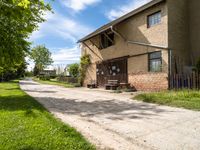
[33,78,77,88]
[134,90,200,111]
[0,81,95,150]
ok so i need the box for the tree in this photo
[33,65,40,76]
[0,58,27,81]
[68,63,80,77]
[0,0,51,79]
[31,45,53,74]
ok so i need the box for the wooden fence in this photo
[57,76,78,83]
[170,73,200,89]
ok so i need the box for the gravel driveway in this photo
[20,80,200,150]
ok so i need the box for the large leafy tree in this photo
[0,0,51,79]
[68,63,79,77]
[31,45,53,73]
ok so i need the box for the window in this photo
[149,51,162,72]
[147,11,161,28]
[100,32,114,49]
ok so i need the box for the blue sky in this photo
[29,0,151,70]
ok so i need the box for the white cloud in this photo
[107,0,152,20]
[30,31,44,41]
[52,46,81,65]
[60,0,101,12]
[28,10,92,70]
[29,11,93,42]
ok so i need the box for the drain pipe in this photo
[110,26,126,41]
[168,49,172,90]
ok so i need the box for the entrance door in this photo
[97,57,128,87]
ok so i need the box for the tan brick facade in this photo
[129,72,168,91]
[127,51,168,91]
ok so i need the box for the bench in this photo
[119,83,131,89]
[87,80,97,89]
[105,80,119,90]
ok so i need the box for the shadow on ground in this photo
[20,81,39,86]
[34,97,175,120]
[23,89,57,93]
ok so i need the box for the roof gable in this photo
[78,0,165,43]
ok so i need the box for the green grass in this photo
[33,78,78,88]
[134,90,200,111]
[0,81,95,150]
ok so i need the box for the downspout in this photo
[110,26,127,41]
[168,49,172,90]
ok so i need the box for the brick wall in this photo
[128,72,168,91]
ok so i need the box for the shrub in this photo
[124,88,135,92]
[112,87,122,93]
[25,71,33,77]
[113,90,122,94]
[68,63,79,77]
[79,55,91,86]
[73,83,81,87]
[39,75,50,81]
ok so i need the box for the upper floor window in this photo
[147,11,161,28]
[149,51,162,72]
[100,32,114,49]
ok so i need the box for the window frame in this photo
[147,11,162,28]
[100,32,115,49]
[148,51,162,72]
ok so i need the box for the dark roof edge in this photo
[78,0,165,43]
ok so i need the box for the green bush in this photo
[79,55,91,86]
[68,63,79,77]
[124,88,135,92]
[73,83,81,87]
[39,75,50,81]
[113,90,122,94]
[112,87,122,93]
[25,71,33,77]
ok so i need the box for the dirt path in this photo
[20,80,200,150]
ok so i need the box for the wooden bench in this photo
[119,83,131,89]
[105,80,119,90]
[87,80,97,89]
